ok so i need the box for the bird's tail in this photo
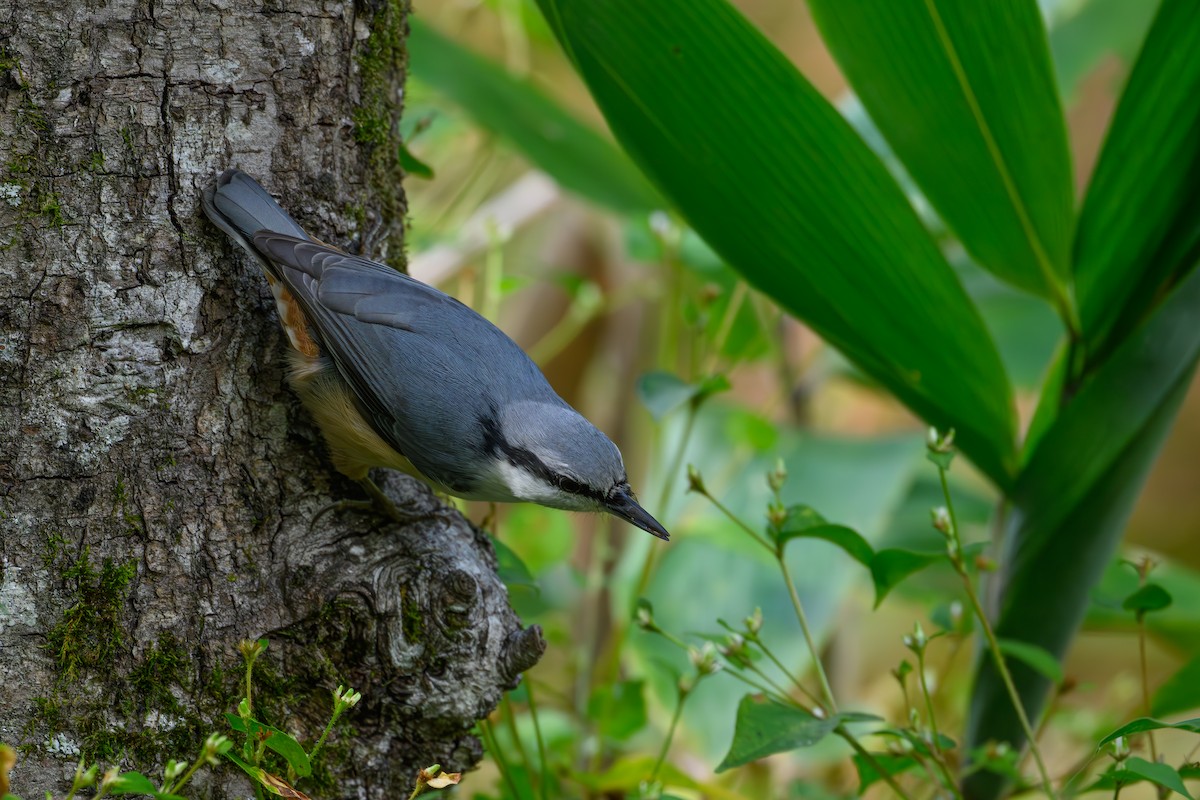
[201,169,309,276]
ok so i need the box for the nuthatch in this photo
[201,170,668,540]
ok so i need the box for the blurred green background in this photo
[398,1,1200,796]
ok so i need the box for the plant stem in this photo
[168,753,207,796]
[632,403,699,607]
[703,281,748,376]
[526,681,550,800]
[1137,614,1158,762]
[701,489,775,556]
[836,725,916,800]
[935,464,1056,798]
[650,689,688,783]
[479,719,522,800]
[308,705,345,764]
[747,662,809,709]
[752,635,825,709]
[243,661,254,720]
[502,695,534,790]
[915,649,959,794]
[779,556,837,714]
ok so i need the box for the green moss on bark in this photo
[351,0,410,270]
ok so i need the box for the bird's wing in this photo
[251,233,557,493]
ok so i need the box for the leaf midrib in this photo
[922,0,1077,331]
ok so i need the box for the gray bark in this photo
[0,1,543,797]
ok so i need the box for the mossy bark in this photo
[0,2,543,797]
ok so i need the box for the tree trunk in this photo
[0,2,543,797]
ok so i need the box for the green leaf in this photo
[587,680,647,741]
[490,535,536,590]
[250,721,312,779]
[635,372,729,421]
[224,715,312,778]
[1153,654,1200,718]
[222,751,310,799]
[106,772,158,795]
[1123,583,1174,615]
[966,267,1200,787]
[1087,556,1200,651]
[995,638,1063,685]
[810,0,1073,307]
[1099,717,1200,746]
[852,752,918,792]
[1073,0,1200,354]
[397,140,433,180]
[407,18,661,214]
[870,549,944,609]
[966,744,1025,783]
[1124,757,1195,799]
[772,505,873,567]
[715,695,839,772]
[874,727,957,757]
[534,0,1018,489]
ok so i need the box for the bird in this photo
[201,169,668,541]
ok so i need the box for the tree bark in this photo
[0,1,543,797]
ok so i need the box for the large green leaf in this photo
[1073,0,1200,356]
[406,17,661,214]
[534,0,1017,488]
[809,1,1073,312]
[964,265,1200,799]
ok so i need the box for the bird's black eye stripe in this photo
[478,411,606,502]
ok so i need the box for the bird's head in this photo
[484,402,669,540]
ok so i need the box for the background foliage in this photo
[398,0,1200,797]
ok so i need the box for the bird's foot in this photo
[309,477,444,529]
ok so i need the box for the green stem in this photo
[703,281,748,376]
[650,689,688,783]
[654,629,795,708]
[168,752,208,795]
[753,634,824,709]
[502,695,533,789]
[747,662,813,713]
[308,705,345,764]
[779,556,837,714]
[631,404,700,608]
[702,489,775,556]
[481,224,504,323]
[935,464,1056,798]
[916,649,960,796]
[836,725,915,800]
[526,681,550,800]
[1137,614,1158,762]
[479,719,522,800]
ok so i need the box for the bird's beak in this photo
[605,489,670,541]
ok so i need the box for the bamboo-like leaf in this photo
[534,0,1017,487]
[1073,0,1200,356]
[964,265,1200,799]
[407,17,661,214]
[810,0,1074,311]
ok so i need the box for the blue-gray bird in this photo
[201,169,668,540]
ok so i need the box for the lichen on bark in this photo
[0,2,542,797]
